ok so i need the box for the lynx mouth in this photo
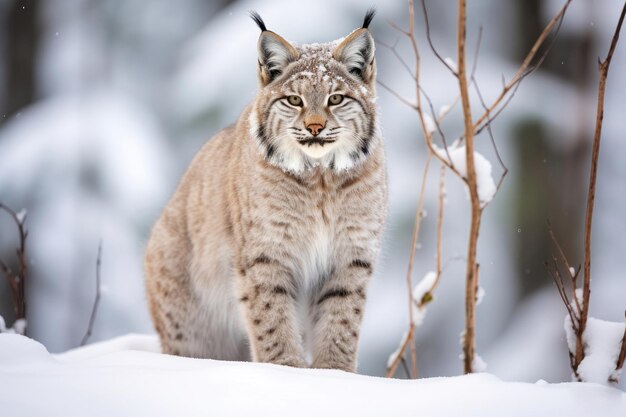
[297,138,337,147]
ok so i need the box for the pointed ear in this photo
[333,28,376,84]
[257,31,299,86]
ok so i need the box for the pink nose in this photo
[306,123,325,136]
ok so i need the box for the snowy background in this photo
[0,0,625,389]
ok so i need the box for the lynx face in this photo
[249,15,378,173]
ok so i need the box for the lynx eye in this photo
[287,95,303,106]
[328,94,344,105]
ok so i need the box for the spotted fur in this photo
[145,10,387,372]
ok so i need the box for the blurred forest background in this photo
[0,0,624,386]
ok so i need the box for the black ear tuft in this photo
[362,7,376,29]
[249,10,267,32]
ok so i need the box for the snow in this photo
[433,145,497,206]
[564,315,626,385]
[1,334,625,417]
[438,104,451,119]
[473,353,488,372]
[444,56,458,73]
[476,286,486,306]
[386,330,408,368]
[0,316,26,335]
[569,266,576,277]
[412,271,437,325]
[422,112,436,135]
[15,208,27,223]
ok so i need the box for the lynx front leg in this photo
[238,255,306,368]
[311,258,373,372]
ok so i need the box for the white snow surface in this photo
[1,334,625,417]
[422,112,437,135]
[0,316,26,335]
[564,315,626,385]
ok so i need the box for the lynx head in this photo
[248,9,378,174]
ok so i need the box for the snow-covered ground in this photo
[1,334,624,417]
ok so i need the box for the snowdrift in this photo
[1,334,625,417]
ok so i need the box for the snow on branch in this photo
[432,144,496,207]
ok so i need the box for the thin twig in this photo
[411,0,462,177]
[545,258,577,331]
[81,240,103,346]
[470,26,483,81]
[471,0,572,133]
[420,0,458,76]
[386,153,432,378]
[422,164,446,300]
[400,357,411,378]
[615,311,626,372]
[467,3,568,140]
[377,38,417,81]
[386,327,415,377]
[471,71,509,195]
[472,82,508,192]
[548,226,582,316]
[418,86,453,164]
[0,203,28,331]
[377,80,417,109]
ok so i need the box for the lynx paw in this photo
[310,359,355,373]
[270,355,308,368]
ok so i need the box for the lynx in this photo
[144,9,387,372]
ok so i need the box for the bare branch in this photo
[545,258,577,332]
[579,0,626,372]
[386,327,415,378]
[400,357,411,378]
[377,38,417,81]
[377,80,417,110]
[548,226,581,315]
[420,0,458,76]
[472,0,572,133]
[471,76,508,195]
[470,26,483,81]
[615,311,626,373]
[386,152,432,378]
[470,24,506,192]
[422,164,446,301]
[0,203,28,330]
[419,85,454,164]
[81,241,103,346]
[456,0,481,375]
